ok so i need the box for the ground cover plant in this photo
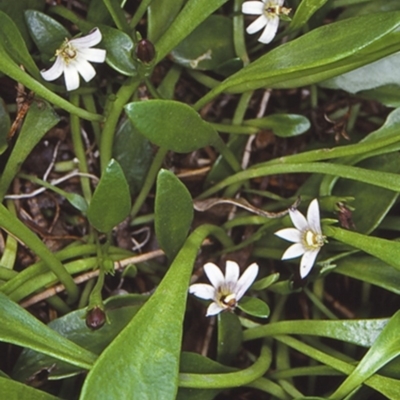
[1,0,400,399]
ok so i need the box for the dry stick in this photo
[20,249,165,308]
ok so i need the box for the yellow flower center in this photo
[217,288,237,311]
[56,40,77,64]
[303,229,325,251]
[264,3,291,17]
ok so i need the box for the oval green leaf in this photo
[244,114,310,138]
[24,10,70,59]
[155,169,193,260]
[170,15,235,71]
[124,100,219,153]
[112,118,153,195]
[87,159,131,233]
[238,296,270,318]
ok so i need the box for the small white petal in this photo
[204,262,224,289]
[189,283,215,300]
[63,64,80,91]
[275,227,302,243]
[74,58,96,82]
[246,14,268,34]
[71,28,102,48]
[236,263,259,300]
[225,260,240,285]
[281,243,305,260]
[277,0,285,6]
[40,56,64,82]
[289,208,308,231]
[206,302,224,316]
[307,199,322,234]
[258,16,279,44]
[299,249,320,278]
[242,1,264,15]
[79,48,106,63]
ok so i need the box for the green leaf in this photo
[74,20,135,76]
[243,318,388,348]
[0,10,40,77]
[0,292,96,370]
[148,0,184,43]
[0,376,60,400]
[332,153,400,234]
[195,12,400,107]
[124,100,219,153]
[0,97,10,154]
[288,0,329,32]
[251,273,280,291]
[155,169,194,260]
[0,101,60,201]
[334,256,400,295]
[155,0,229,62]
[238,296,270,319]
[170,15,235,71]
[0,0,44,47]
[244,114,310,138]
[217,312,242,364]
[80,225,232,400]
[24,10,70,58]
[12,295,144,381]
[330,310,400,399]
[112,118,153,196]
[325,226,400,272]
[87,159,131,233]
[321,52,400,93]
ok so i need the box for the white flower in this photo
[275,199,325,279]
[242,0,291,44]
[189,261,259,316]
[41,28,106,91]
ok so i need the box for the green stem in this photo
[0,203,79,304]
[100,77,140,172]
[46,295,71,314]
[102,0,131,33]
[0,50,103,122]
[129,0,153,30]
[197,161,400,199]
[130,147,168,218]
[233,0,250,65]
[82,94,102,144]
[210,122,258,135]
[70,93,92,202]
[179,344,271,388]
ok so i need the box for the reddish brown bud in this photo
[86,307,106,330]
[135,39,156,64]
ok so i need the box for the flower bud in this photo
[135,39,155,64]
[86,306,106,330]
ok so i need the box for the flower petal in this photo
[242,1,264,15]
[71,28,102,48]
[63,64,80,91]
[188,283,216,300]
[79,48,106,63]
[299,249,319,278]
[40,56,64,82]
[281,243,305,260]
[277,0,285,6]
[206,302,224,316]
[258,16,279,44]
[307,199,322,234]
[246,14,268,34]
[236,262,259,300]
[224,260,240,285]
[74,58,96,82]
[204,262,224,289]
[275,227,301,243]
[289,207,308,231]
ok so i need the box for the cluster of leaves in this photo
[1,0,400,399]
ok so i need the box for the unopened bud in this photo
[86,307,106,330]
[135,39,156,64]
